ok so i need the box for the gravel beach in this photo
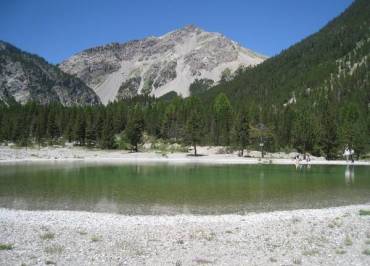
[1,205,370,265]
[0,146,369,166]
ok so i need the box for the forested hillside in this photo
[204,0,369,104]
[0,0,369,159]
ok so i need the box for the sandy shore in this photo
[0,146,369,165]
[0,205,369,265]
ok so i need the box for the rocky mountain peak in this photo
[60,26,267,104]
[175,24,203,34]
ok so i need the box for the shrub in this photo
[0,243,13,250]
[359,210,370,216]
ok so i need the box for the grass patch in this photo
[91,235,101,242]
[40,232,55,240]
[0,243,13,250]
[336,249,347,255]
[44,244,64,254]
[77,230,88,235]
[359,210,370,216]
[363,249,370,255]
[365,240,370,245]
[190,230,216,241]
[344,235,353,246]
[302,248,319,256]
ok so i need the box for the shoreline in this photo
[1,205,370,265]
[1,157,370,166]
[0,146,369,166]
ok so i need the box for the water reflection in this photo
[345,165,355,185]
[0,163,369,214]
[295,163,311,171]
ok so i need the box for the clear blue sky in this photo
[1,0,354,64]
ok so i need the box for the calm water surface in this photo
[0,162,369,214]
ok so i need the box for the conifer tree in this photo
[125,105,144,152]
[161,103,177,139]
[47,110,59,144]
[85,110,97,147]
[213,93,233,146]
[34,107,47,147]
[185,96,204,156]
[339,103,368,158]
[101,110,115,149]
[73,111,86,146]
[319,94,340,159]
[292,105,318,154]
[233,109,250,156]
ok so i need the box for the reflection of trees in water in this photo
[345,165,355,185]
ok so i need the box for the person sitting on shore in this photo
[343,146,350,163]
[350,148,355,163]
[294,154,300,164]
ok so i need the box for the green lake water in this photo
[0,162,369,214]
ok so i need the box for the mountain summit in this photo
[60,25,267,104]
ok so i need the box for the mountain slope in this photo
[60,25,267,104]
[203,0,370,109]
[0,41,101,106]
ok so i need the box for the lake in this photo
[0,162,369,215]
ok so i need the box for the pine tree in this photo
[185,96,204,156]
[101,110,115,149]
[73,111,86,146]
[85,110,97,147]
[339,103,358,149]
[292,105,318,154]
[161,103,177,139]
[34,107,47,147]
[339,103,368,158]
[319,94,340,159]
[47,109,59,144]
[125,105,144,152]
[112,102,127,134]
[233,109,250,156]
[213,93,233,146]
[95,108,105,143]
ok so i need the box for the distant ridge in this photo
[0,41,101,105]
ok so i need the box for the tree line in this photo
[0,89,368,159]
